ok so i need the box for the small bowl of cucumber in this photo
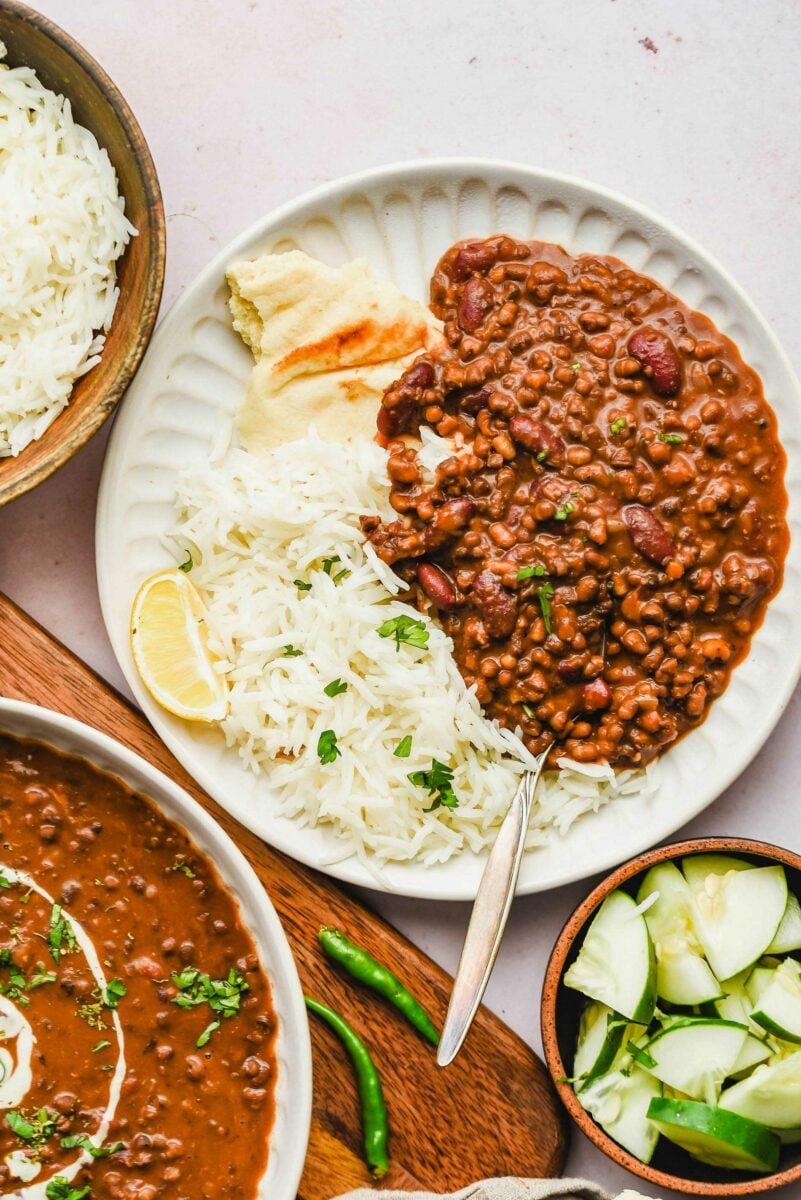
[541,837,801,1195]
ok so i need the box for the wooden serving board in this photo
[0,594,567,1196]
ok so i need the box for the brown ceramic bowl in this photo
[0,0,165,504]
[542,837,801,1196]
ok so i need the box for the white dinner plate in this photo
[0,699,311,1200]
[97,159,801,901]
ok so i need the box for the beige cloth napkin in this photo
[339,1179,659,1200]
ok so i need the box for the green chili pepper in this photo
[305,996,389,1178]
[318,926,440,1047]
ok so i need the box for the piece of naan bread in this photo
[227,250,443,453]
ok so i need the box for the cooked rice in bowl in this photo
[169,431,654,867]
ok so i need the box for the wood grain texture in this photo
[0,0,166,505]
[0,594,568,1195]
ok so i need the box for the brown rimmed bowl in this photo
[542,836,801,1196]
[0,0,165,505]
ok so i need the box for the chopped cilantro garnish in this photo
[321,555,341,575]
[60,1133,123,1158]
[196,1019,221,1048]
[609,417,627,435]
[536,449,548,462]
[103,979,127,1010]
[408,759,459,812]
[5,1110,35,1140]
[282,644,303,657]
[317,729,341,765]
[522,703,536,719]
[394,735,413,758]
[571,362,581,370]
[6,1107,57,1146]
[46,1178,91,1200]
[294,579,312,592]
[658,432,684,444]
[536,581,555,634]
[27,964,57,990]
[48,904,77,964]
[376,614,429,651]
[178,550,193,573]
[92,1040,111,1053]
[516,564,547,581]
[323,678,348,698]
[554,495,578,521]
[0,871,11,889]
[171,860,196,879]
[171,966,249,1046]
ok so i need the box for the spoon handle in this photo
[437,754,548,1067]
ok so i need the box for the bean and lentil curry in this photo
[365,236,788,768]
[0,735,276,1199]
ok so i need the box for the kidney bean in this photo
[628,326,682,396]
[509,414,566,466]
[624,504,677,564]
[400,360,435,393]
[377,398,416,438]
[459,277,494,332]
[417,563,457,610]
[455,386,492,414]
[472,571,518,639]
[435,497,474,533]
[453,241,498,281]
[582,677,612,711]
[557,657,585,683]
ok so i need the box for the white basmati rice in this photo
[0,42,135,456]
[171,432,655,866]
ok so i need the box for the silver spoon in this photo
[437,748,550,1066]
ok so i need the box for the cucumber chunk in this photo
[647,1097,780,1172]
[751,959,801,1044]
[564,890,656,1024]
[573,1001,629,1088]
[720,1050,801,1129]
[768,892,801,954]
[746,965,778,1008]
[643,1019,749,1105]
[682,854,753,888]
[731,1033,773,1076]
[685,863,787,981]
[580,1066,662,1163]
[637,862,721,1005]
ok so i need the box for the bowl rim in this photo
[0,696,312,1200]
[541,835,801,1196]
[0,0,166,503]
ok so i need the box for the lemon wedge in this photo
[130,569,227,722]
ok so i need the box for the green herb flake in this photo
[46,1178,91,1200]
[536,581,556,634]
[609,417,627,436]
[571,362,581,370]
[170,860,196,879]
[323,678,348,698]
[196,1019,221,1048]
[408,759,459,813]
[516,564,546,581]
[321,555,341,575]
[27,964,57,990]
[60,1133,123,1158]
[178,550,193,573]
[376,613,429,651]
[536,450,548,463]
[316,729,341,765]
[92,1040,111,1053]
[658,432,684,444]
[282,644,303,657]
[522,703,536,719]
[47,904,78,965]
[554,495,578,521]
[393,735,413,759]
[103,979,127,1010]
[6,1107,57,1148]
[294,579,312,592]
[0,871,11,889]
[5,1110,35,1140]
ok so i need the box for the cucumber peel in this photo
[750,959,801,1044]
[767,892,801,955]
[643,1018,749,1105]
[647,1097,780,1172]
[573,1001,630,1089]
